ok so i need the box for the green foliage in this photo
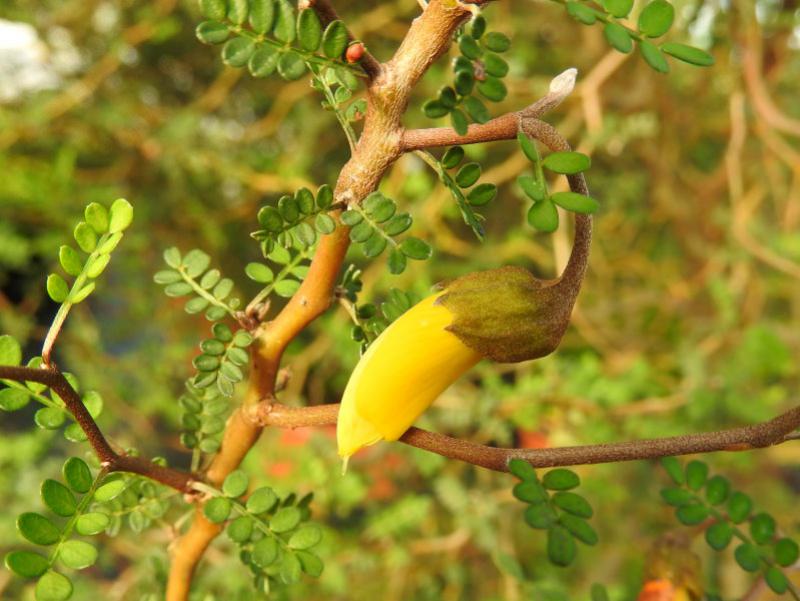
[659,458,799,595]
[180,383,231,457]
[195,475,324,593]
[423,15,511,134]
[509,459,597,567]
[4,458,112,600]
[552,0,713,72]
[340,192,431,274]
[196,0,363,83]
[192,323,253,397]
[516,133,598,233]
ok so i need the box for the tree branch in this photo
[0,365,195,492]
[307,0,382,81]
[401,68,578,151]
[257,402,800,471]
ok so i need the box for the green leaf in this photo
[399,237,432,261]
[685,460,708,490]
[289,525,322,550]
[5,550,50,578]
[46,274,69,303]
[222,36,255,68]
[75,512,110,536]
[278,51,307,81]
[186,297,210,314]
[73,222,97,253]
[484,53,508,78]
[552,492,593,518]
[765,567,789,594]
[249,0,276,34]
[603,22,633,54]
[750,512,776,545]
[422,99,449,119]
[200,269,221,289]
[547,525,577,566]
[227,0,248,25]
[441,146,465,169]
[85,253,111,278]
[463,95,490,124]
[227,515,253,543]
[566,1,597,24]
[660,487,694,507]
[775,538,799,567]
[322,20,348,59]
[602,0,633,18]
[314,213,336,235]
[270,506,301,533]
[62,457,92,494]
[705,521,733,551]
[58,540,97,570]
[542,469,580,490]
[108,198,133,233]
[182,249,211,278]
[518,175,546,201]
[35,407,65,429]
[245,262,274,283]
[734,542,761,572]
[459,35,482,60]
[542,151,591,174]
[517,131,539,163]
[58,246,83,277]
[0,388,30,411]
[297,9,322,52]
[247,487,279,514]
[42,479,77,517]
[222,470,249,498]
[467,183,497,206]
[163,247,181,268]
[249,46,279,77]
[551,192,599,214]
[454,162,481,188]
[297,550,324,576]
[660,456,684,484]
[675,503,709,525]
[0,334,22,365]
[483,32,510,53]
[640,40,670,73]
[508,458,537,481]
[253,537,279,567]
[387,248,406,274]
[513,481,548,504]
[661,42,714,67]
[477,76,507,102]
[704,475,730,505]
[560,514,598,545]
[18,512,60,545]
[204,497,232,523]
[454,70,475,96]
[451,108,468,136]
[35,571,73,601]
[524,503,558,529]
[83,202,109,235]
[196,20,229,44]
[316,184,333,209]
[71,282,95,304]
[384,213,412,236]
[94,478,126,502]
[280,552,302,584]
[362,234,387,258]
[638,0,674,38]
[528,200,559,233]
[273,0,296,43]
[199,0,227,20]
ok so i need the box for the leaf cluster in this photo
[509,459,598,567]
[436,146,498,240]
[660,457,799,595]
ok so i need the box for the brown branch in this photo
[258,402,800,471]
[0,365,195,492]
[307,0,382,81]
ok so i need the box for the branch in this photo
[307,0,382,81]
[257,402,800,471]
[401,68,578,151]
[0,365,195,493]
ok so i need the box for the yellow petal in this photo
[337,293,482,459]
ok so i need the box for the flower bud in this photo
[345,42,365,64]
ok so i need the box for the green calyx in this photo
[436,265,577,363]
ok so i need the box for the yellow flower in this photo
[337,292,482,461]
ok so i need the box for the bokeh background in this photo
[1,0,799,599]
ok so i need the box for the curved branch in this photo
[258,402,800,471]
[0,365,195,492]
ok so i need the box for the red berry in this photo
[346,43,365,63]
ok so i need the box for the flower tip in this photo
[549,68,578,98]
[340,455,350,476]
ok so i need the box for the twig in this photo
[0,365,195,493]
[256,402,800,471]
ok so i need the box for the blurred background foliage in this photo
[1,0,799,599]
